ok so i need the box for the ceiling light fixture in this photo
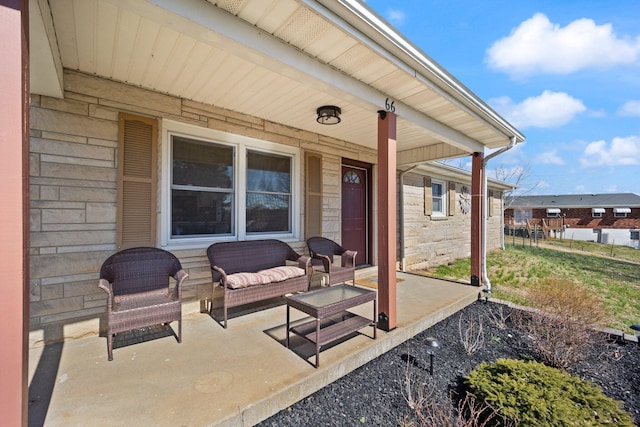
[316,105,341,125]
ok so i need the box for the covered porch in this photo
[28,272,481,426]
[2,0,524,423]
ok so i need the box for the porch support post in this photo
[470,152,483,286]
[0,0,30,425]
[377,110,397,331]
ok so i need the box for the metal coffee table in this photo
[286,284,377,368]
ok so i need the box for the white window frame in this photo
[431,179,446,218]
[546,208,561,218]
[159,120,301,249]
[592,208,605,218]
[613,208,630,218]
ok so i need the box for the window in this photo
[546,208,561,218]
[614,207,630,218]
[163,121,299,245]
[592,208,605,218]
[171,137,234,237]
[246,150,291,233]
[431,180,446,216]
[631,230,639,241]
[343,170,361,184]
[514,209,532,224]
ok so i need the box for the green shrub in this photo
[466,359,634,426]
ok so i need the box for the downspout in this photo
[399,166,418,271]
[482,137,517,296]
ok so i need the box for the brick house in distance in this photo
[505,193,640,249]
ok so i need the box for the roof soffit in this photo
[37,0,522,157]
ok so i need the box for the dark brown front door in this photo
[341,163,370,266]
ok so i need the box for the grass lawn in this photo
[419,240,640,333]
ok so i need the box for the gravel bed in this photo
[258,300,640,426]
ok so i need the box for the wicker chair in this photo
[98,247,188,361]
[307,237,357,286]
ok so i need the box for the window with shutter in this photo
[305,152,322,238]
[117,113,157,249]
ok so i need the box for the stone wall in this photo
[401,171,503,272]
[28,70,375,344]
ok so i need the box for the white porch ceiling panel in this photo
[41,0,522,160]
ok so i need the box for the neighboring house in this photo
[2,1,524,421]
[505,193,640,249]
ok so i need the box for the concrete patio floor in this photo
[28,272,483,427]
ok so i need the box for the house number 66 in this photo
[385,98,396,113]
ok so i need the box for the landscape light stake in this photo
[425,337,440,375]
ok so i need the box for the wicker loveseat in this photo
[207,239,311,328]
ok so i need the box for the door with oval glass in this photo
[341,162,370,266]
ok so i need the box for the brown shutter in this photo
[448,181,456,216]
[424,176,432,216]
[117,113,157,249]
[305,152,322,238]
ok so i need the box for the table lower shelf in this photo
[289,311,375,347]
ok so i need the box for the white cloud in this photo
[535,149,565,165]
[579,135,640,166]
[386,9,406,27]
[486,13,640,78]
[618,100,640,116]
[575,185,586,192]
[587,109,607,118]
[605,184,618,192]
[490,90,586,128]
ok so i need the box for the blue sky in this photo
[364,0,640,196]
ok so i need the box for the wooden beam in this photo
[0,0,30,425]
[470,152,483,286]
[377,110,397,331]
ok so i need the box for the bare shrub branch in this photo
[487,305,511,330]
[515,278,610,369]
[401,373,507,427]
[459,314,485,355]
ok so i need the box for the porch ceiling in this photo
[31,0,524,162]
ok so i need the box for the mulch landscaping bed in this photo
[259,300,640,426]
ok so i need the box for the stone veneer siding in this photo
[401,171,503,271]
[29,70,497,343]
[29,70,376,343]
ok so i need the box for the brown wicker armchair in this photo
[98,247,188,360]
[307,237,357,286]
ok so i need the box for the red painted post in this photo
[0,0,30,425]
[470,152,483,286]
[377,110,397,331]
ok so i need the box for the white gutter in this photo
[482,137,517,296]
[399,166,418,272]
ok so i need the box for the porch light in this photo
[425,337,440,375]
[316,105,341,125]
